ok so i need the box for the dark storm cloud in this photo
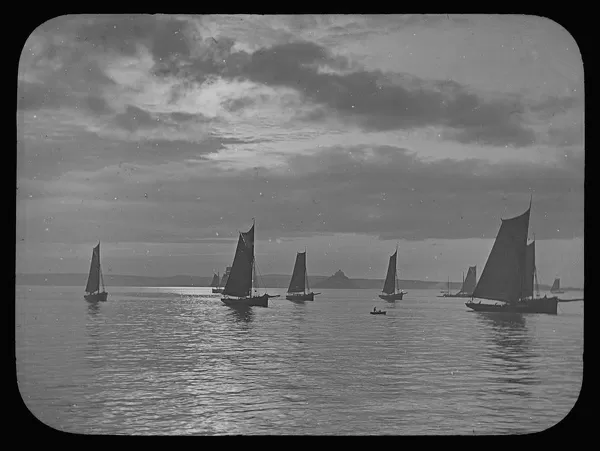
[18,80,114,116]
[20,15,194,116]
[20,26,117,115]
[155,36,239,84]
[443,122,535,147]
[246,146,584,241]
[547,125,584,147]
[70,14,192,60]
[16,133,235,185]
[529,94,582,120]
[85,95,113,115]
[23,17,559,149]
[62,145,580,243]
[19,141,583,245]
[18,80,66,111]
[168,111,198,122]
[114,105,158,131]
[112,106,220,133]
[187,40,538,147]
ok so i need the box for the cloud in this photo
[21,15,582,155]
[16,17,584,238]
[69,14,193,60]
[114,105,159,131]
[443,121,535,148]
[16,126,232,183]
[529,94,582,120]
[546,124,584,147]
[18,80,67,111]
[18,144,583,245]
[180,40,537,147]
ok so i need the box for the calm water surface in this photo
[15,286,583,435]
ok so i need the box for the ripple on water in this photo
[16,286,583,435]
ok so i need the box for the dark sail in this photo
[382,251,397,294]
[210,273,219,287]
[220,267,231,286]
[288,252,307,293]
[521,241,535,298]
[223,225,254,297]
[471,207,530,303]
[461,266,477,294]
[551,278,560,291]
[85,243,101,293]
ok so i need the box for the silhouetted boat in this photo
[370,308,386,315]
[221,220,276,308]
[211,272,223,294]
[550,278,565,294]
[466,199,558,315]
[438,276,451,297]
[286,250,320,302]
[441,266,477,297]
[379,245,406,301]
[84,242,108,302]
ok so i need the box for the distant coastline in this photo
[13,273,583,292]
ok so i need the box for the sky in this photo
[16,14,584,287]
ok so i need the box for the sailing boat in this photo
[84,242,108,302]
[465,200,558,314]
[441,266,477,297]
[438,277,451,297]
[221,220,277,307]
[550,278,565,294]
[286,251,320,302]
[378,245,407,301]
[211,272,223,294]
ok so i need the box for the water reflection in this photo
[290,302,307,320]
[85,305,104,370]
[290,302,308,342]
[87,301,101,315]
[475,312,538,397]
[225,305,254,325]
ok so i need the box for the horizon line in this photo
[14,272,583,290]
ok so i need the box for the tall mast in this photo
[100,266,105,293]
[304,263,308,294]
[395,243,399,294]
[98,241,104,293]
[305,247,309,294]
[252,218,256,294]
[533,233,539,298]
[518,195,533,302]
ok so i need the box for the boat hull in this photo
[370,311,387,315]
[379,292,405,301]
[84,292,108,302]
[285,292,318,302]
[466,297,558,315]
[212,288,223,294]
[221,294,269,307]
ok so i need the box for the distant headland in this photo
[313,270,358,289]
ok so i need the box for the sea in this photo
[15,285,583,435]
